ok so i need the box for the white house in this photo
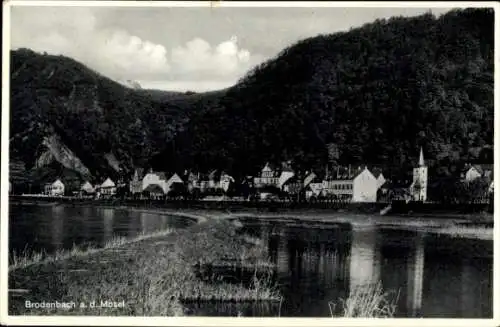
[409,148,428,202]
[462,164,494,183]
[44,179,65,196]
[352,167,379,202]
[321,166,378,202]
[254,163,280,188]
[80,181,95,194]
[464,166,482,182]
[100,178,116,196]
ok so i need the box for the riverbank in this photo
[8,219,282,316]
[9,201,494,241]
[119,207,493,240]
[9,195,493,216]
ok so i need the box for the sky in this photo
[10,4,456,92]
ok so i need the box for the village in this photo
[12,148,494,205]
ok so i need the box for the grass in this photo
[8,228,176,272]
[8,220,282,316]
[329,282,400,318]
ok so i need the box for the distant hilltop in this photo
[118,79,142,89]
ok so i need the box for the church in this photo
[409,147,428,202]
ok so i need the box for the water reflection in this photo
[51,206,64,250]
[348,224,381,289]
[102,208,114,241]
[231,220,492,318]
[9,204,195,256]
[406,233,424,317]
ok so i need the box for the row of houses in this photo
[39,148,493,203]
[43,178,117,197]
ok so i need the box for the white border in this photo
[1,1,499,326]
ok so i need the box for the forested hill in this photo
[9,48,224,187]
[9,8,494,190]
[163,8,494,180]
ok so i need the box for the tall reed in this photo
[329,282,399,318]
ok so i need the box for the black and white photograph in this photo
[1,1,498,324]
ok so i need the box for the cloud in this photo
[10,7,262,91]
[170,35,254,79]
[95,30,170,77]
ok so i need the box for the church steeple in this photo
[418,147,425,167]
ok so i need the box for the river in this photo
[8,204,493,318]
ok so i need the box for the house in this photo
[254,162,280,188]
[220,172,235,192]
[322,166,378,202]
[278,166,295,190]
[409,147,428,202]
[306,182,323,199]
[371,168,386,189]
[44,179,65,196]
[99,178,116,196]
[142,170,168,194]
[186,172,200,191]
[461,164,494,183]
[303,172,322,199]
[282,173,303,196]
[80,181,95,195]
[379,180,413,202]
[166,173,184,194]
[207,170,221,189]
[130,168,145,194]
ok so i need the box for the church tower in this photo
[412,147,428,202]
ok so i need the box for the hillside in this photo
[9,48,223,190]
[9,8,494,191]
[161,8,494,181]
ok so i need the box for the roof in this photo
[262,162,280,173]
[208,170,220,180]
[101,178,115,188]
[81,181,93,189]
[168,173,184,184]
[380,179,412,189]
[474,164,494,174]
[303,172,318,187]
[325,166,366,181]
